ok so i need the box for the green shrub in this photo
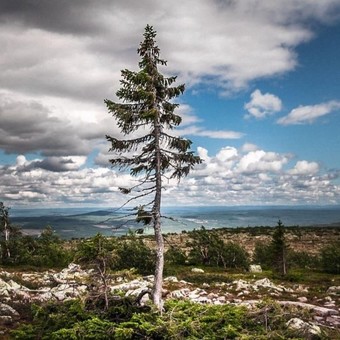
[288,250,320,270]
[165,246,187,265]
[321,241,340,274]
[253,241,272,269]
[187,227,249,269]
[115,234,155,275]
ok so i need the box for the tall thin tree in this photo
[0,202,12,260]
[105,25,201,310]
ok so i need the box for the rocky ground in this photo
[158,225,340,256]
[0,263,339,338]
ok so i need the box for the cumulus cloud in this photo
[0,91,119,156]
[1,145,339,207]
[1,0,340,207]
[277,100,340,125]
[244,89,282,119]
[289,160,319,175]
[237,150,289,173]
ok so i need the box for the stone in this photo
[0,303,19,317]
[191,268,204,273]
[327,286,340,294]
[170,288,190,299]
[234,279,250,291]
[326,316,340,327]
[164,276,178,283]
[249,265,262,273]
[286,318,321,337]
[297,296,308,302]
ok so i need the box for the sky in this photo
[1,0,340,208]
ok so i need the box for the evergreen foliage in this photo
[187,227,249,269]
[0,202,73,267]
[115,233,155,275]
[105,25,201,308]
[320,240,340,274]
[270,220,289,276]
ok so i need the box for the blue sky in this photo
[1,0,340,207]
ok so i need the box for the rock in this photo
[0,278,10,297]
[188,288,206,300]
[110,278,152,292]
[286,318,321,337]
[143,275,154,282]
[295,284,309,293]
[297,296,308,303]
[278,301,339,316]
[170,288,190,299]
[327,286,340,294]
[164,276,178,283]
[326,315,340,327]
[249,265,262,273]
[191,268,204,273]
[52,263,90,284]
[0,316,12,323]
[0,303,19,317]
[234,279,250,291]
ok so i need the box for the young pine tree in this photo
[105,25,202,310]
[270,220,289,276]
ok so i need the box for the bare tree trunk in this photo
[152,117,164,311]
[4,218,10,259]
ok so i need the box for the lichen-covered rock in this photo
[191,268,204,273]
[286,317,321,337]
[249,264,262,273]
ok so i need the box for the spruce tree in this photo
[105,25,202,309]
[270,220,288,276]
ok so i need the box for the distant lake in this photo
[10,206,340,239]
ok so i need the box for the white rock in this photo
[170,288,190,299]
[0,303,19,317]
[249,265,262,273]
[143,275,154,282]
[286,318,321,336]
[0,278,10,297]
[164,276,178,283]
[195,296,210,303]
[297,297,308,303]
[233,279,250,291]
[191,268,204,273]
[327,286,340,294]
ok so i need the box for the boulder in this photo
[286,318,321,337]
[249,265,262,273]
[191,268,204,273]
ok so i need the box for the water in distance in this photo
[11,205,340,239]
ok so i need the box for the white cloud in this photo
[177,126,244,139]
[278,100,340,125]
[1,145,339,207]
[241,143,259,152]
[244,89,282,119]
[237,150,289,173]
[289,160,319,175]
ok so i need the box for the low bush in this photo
[320,241,340,274]
[115,234,156,275]
[187,227,249,270]
[165,246,187,265]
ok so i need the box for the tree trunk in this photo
[152,116,164,311]
[4,219,10,259]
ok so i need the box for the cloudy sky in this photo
[1,0,340,208]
